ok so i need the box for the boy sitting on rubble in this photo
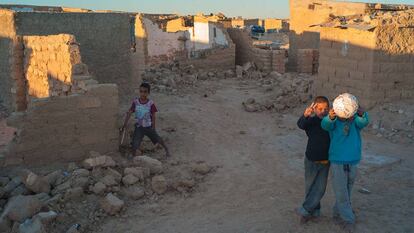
[321,101,369,232]
[122,83,170,157]
[296,96,330,223]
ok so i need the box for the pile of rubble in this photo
[141,62,234,94]
[367,101,414,145]
[242,71,313,112]
[0,151,214,233]
[321,8,414,29]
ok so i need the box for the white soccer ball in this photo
[333,93,359,119]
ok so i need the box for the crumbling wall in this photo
[289,0,369,70]
[297,49,319,74]
[372,25,414,104]
[2,34,119,166]
[13,11,136,97]
[137,15,187,64]
[232,18,259,28]
[166,17,190,32]
[0,9,24,112]
[264,19,289,31]
[22,34,88,100]
[4,84,119,166]
[228,29,286,73]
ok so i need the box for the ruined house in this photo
[288,0,372,70]
[314,9,414,108]
[263,18,290,32]
[136,14,235,70]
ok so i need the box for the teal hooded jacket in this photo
[321,112,370,164]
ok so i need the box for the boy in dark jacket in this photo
[296,96,330,223]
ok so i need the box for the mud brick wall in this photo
[136,15,188,65]
[315,27,376,107]
[315,25,414,108]
[297,49,319,74]
[372,25,414,104]
[289,0,369,70]
[13,12,138,98]
[3,84,119,166]
[227,29,286,73]
[182,46,235,71]
[0,9,25,112]
[22,34,85,101]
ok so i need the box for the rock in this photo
[72,169,90,177]
[236,65,243,78]
[100,175,118,187]
[124,167,145,181]
[64,187,84,201]
[245,98,255,104]
[19,218,45,233]
[192,163,211,175]
[65,224,81,233]
[10,184,30,197]
[123,186,145,200]
[179,179,196,189]
[0,177,10,187]
[44,170,63,187]
[224,69,234,78]
[358,188,371,194]
[82,155,116,169]
[67,162,79,172]
[105,168,122,183]
[33,193,51,205]
[20,171,51,194]
[51,181,71,196]
[91,182,107,195]
[70,177,89,189]
[243,103,259,112]
[100,193,124,215]
[3,176,22,195]
[33,211,57,224]
[151,176,167,195]
[0,217,12,233]
[133,156,163,175]
[122,175,139,186]
[1,195,42,222]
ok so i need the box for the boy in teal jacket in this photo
[321,106,369,230]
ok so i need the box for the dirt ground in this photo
[93,79,413,233]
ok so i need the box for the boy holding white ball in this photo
[321,93,369,231]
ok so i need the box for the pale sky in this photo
[2,0,414,18]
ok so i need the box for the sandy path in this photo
[96,79,414,233]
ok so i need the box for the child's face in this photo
[314,102,329,118]
[139,87,149,99]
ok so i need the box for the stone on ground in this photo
[91,182,107,195]
[18,218,45,233]
[192,163,211,175]
[151,175,167,194]
[122,174,139,186]
[64,187,84,201]
[82,155,116,169]
[123,186,145,200]
[124,167,145,180]
[133,156,163,175]
[1,195,42,222]
[100,193,124,215]
[20,171,51,194]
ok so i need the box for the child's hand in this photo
[357,106,365,116]
[329,109,336,120]
[304,102,315,117]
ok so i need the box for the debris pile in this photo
[367,101,414,145]
[141,62,234,94]
[0,150,214,232]
[242,72,313,112]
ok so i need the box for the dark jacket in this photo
[297,115,330,161]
